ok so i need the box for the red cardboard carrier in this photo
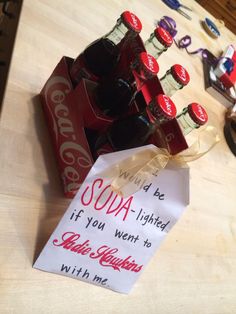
[40,35,188,198]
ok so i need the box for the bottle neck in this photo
[145,105,167,126]
[129,69,147,92]
[177,107,200,136]
[160,70,183,97]
[144,34,167,59]
[139,110,157,136]
[131,58,156,91]
[104,18,133,46]
[126,66,155,109]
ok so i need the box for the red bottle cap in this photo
[139,52,159,77]
[154,27,173,47]
[188,103,208,125]
[121,11,142,33]
[152,94,177,120]
[171,64,190,86]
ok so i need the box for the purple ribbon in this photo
[177,35,234,69]
[157,16,178,38]
[177,35,211,60]
[156,16,218,65]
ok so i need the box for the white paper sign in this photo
[34,145,189,294]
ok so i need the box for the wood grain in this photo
[0,1,236,313]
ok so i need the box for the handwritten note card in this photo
[34,145,189,294]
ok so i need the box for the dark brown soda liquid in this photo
[83,38,120,77]
[96,78,133,117]
[107,113,155,150]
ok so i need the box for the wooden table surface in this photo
[1,1,236,313]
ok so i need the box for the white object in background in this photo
[214,45,236,89]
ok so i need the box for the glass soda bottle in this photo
[160,64,190,97]
[70,11,142,84]
[95,52,159,117]
[100,94,177,151]
[145,26,173,59]
[177,103,208,135]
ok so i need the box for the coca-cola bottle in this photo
[177,103,208,135]
[145,27,173,59]
[95,52,159,117]
[160,64,190,97]
[95,94,176,151]
[70,11,142,84]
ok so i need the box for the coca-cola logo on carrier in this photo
[44,75,93,194]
